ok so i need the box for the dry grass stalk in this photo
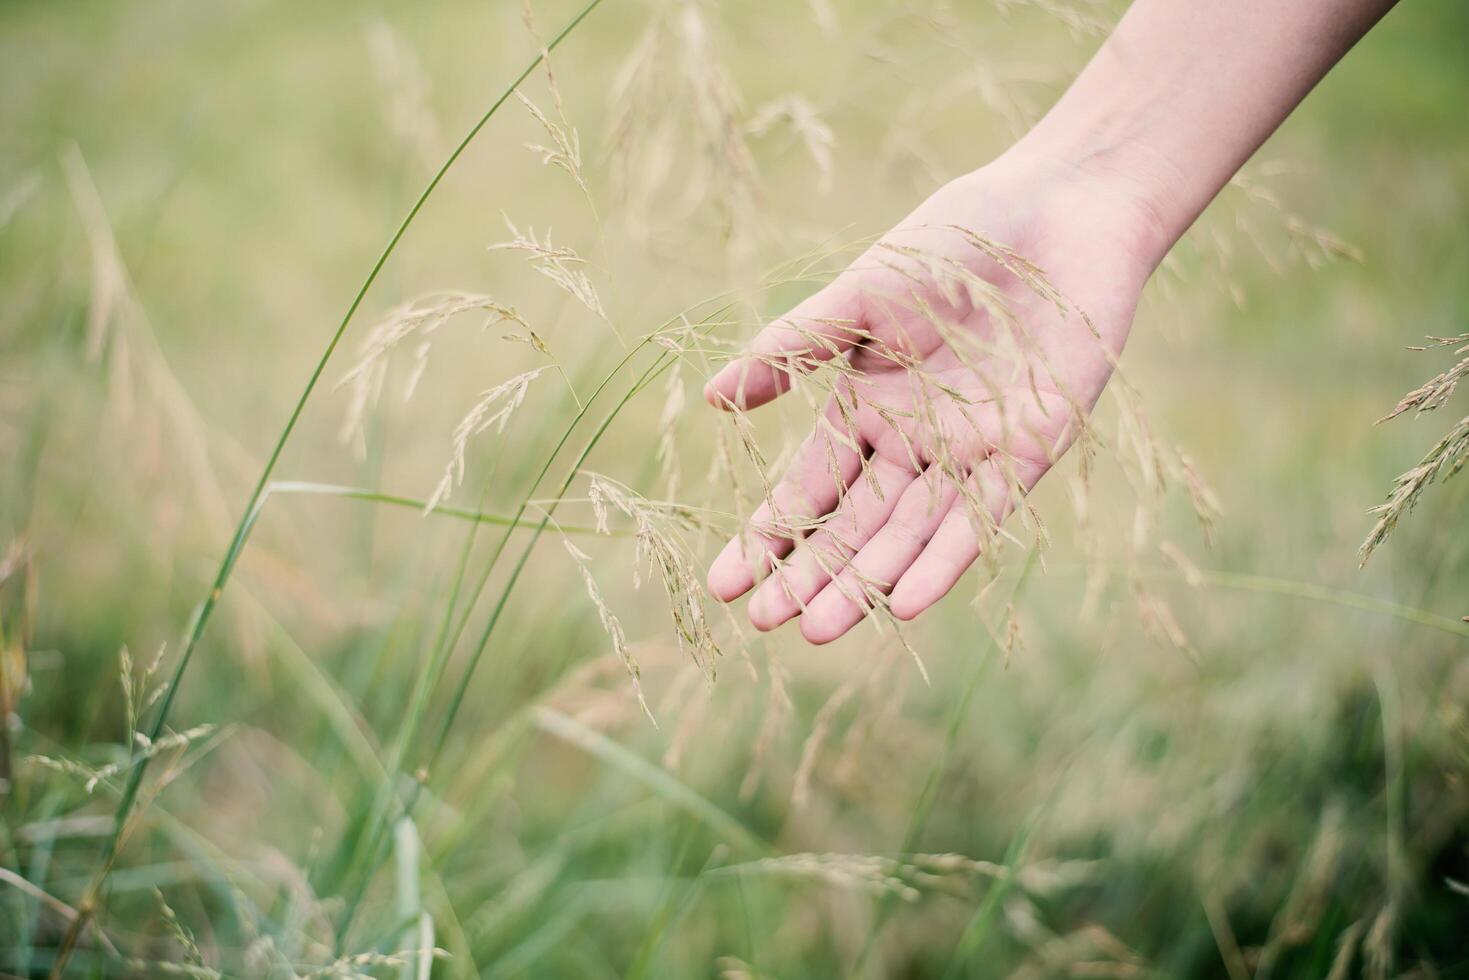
[63,144,235,533]
[27,723,216,795]
[519,0,586,193]
[560,537,652,725]
[1360,334,1469,563]
[298,946,450,979]
[119,643,168,746]
[606,4,761,247]
[586,474,723,677]
[518,92,587,193]
[154,888,214,976]
[1002,601,1025,668]
[490,217,606,319]
[427,367,548,511]
[722,851,1099,903]
[1228,170,1365,270]
[336,291,525,452]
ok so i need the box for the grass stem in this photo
[45,4,608,974]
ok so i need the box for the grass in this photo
[42,3,609,971]
[1,0,1467,977]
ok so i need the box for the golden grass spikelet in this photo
[1176,449,1224,542]
[605,3,760,245]
[63,144,236,534]
[336,291,525,452]
[517,0,586,193]
[517,92,587,192]
[27,723,216,795]
[1226,169,1365,274]
[1002,601,1025,669]
[490,217,606,319]
[720,851,1099,903]
[154,888,212,975]
[299,946,450,979]
[587,475,722,676]
[427,367,548,512]
[561,538,653,725]
[119,643,167,744]
[1378,334,1469,422]
[1360,333,1469,564]
[730,852,923,902]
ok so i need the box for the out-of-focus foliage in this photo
[1,0,1466,976]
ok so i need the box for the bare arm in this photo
[1016,0,1399,266]
[704,0,1398,643]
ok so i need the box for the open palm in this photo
[704,158,1164,643]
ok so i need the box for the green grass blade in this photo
[531,708,768,857]
[266,481,609,535]
[47,4,609,973]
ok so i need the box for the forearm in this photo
[1010,0,1397,266]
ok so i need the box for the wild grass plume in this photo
[1,2,1465,979]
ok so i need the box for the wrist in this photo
[987,131,1183,271]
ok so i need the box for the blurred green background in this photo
[1,0,1467,976]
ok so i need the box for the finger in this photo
[748,454,918,632]
[704,276,865,412]
[707,398,865,602]
[888,457,1044,621]
[800,467,959,644]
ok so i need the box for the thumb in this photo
[704,275,865,412]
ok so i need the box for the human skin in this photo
[703,0,1398,644]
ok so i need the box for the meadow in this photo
[1,0,1467,976]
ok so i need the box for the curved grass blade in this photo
[267,481,610,536]
[47,3,609,973]
[531,708,768,857]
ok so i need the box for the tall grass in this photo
[44,2,608,972]
[2,1,1467,977]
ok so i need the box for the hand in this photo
[703,152,1167,643]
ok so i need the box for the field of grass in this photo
[1,0,1467,976]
